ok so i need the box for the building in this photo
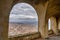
[0,0,60,40]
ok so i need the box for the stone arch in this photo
[46,0,60,35]
[8,2,38,37]
[10,1,49,38]
[0,0,49,40]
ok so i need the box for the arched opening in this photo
[48,18,53,35]
[48,18,51,30]
[8,3,38,37]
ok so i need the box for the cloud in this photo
[10,14,37,19]
[9,3,38,23]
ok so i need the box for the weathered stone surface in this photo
[50,16,58,35]
[46,0,60,19]
[0,0,60,40]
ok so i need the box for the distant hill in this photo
[9,20,38,25]
[9,18,38,24]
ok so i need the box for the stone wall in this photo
[1,0,60,40]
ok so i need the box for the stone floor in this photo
[35,35,60,40]
[47,36,60,40]
[9,35,60,40]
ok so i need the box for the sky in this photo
[9,3,38,23]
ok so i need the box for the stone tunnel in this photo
[0,0,60,40]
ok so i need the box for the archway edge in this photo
[0,0,49,40]
[11,0,49,38]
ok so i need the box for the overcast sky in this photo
[9,3,38,23]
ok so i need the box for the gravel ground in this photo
[8,23,38,37]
